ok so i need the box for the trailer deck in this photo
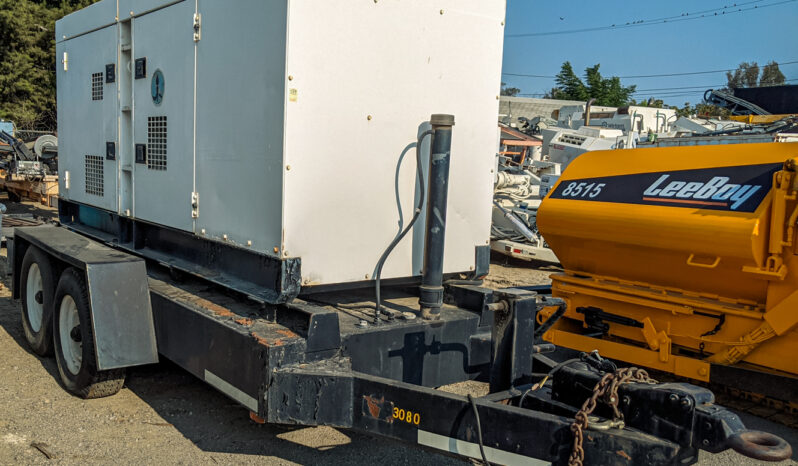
[10,219,792,464]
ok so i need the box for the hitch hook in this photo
[727,431,792,462]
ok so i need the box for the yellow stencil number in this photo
[392,406,421,425]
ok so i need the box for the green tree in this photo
[759,61,786,87]
[551,61,587,101]
[631,97,665,108]
[694,103,730,118]
[500,82,521,97]
[549,61,635,107]
[726,62,760,89]
[0,0,98,131]
[669,102,693,118]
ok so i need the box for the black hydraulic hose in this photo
[518,357,584,409]
[373,130,435,324]
[467,394,490,465]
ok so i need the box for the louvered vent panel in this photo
[85,154,104,196]
[91,72,103,101]
[147,116,167,170]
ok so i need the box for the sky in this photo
[501,0,798,107]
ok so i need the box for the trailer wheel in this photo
[53,268,125,399]
[20,246,55,356]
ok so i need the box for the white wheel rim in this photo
[58,295,82,375]
[25,263,44,332]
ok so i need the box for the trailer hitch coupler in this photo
[420,114,455,320]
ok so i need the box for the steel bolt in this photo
[288,75,294,81]
[440,9,444,15]
[286,165,291,171]
[669,394,679,403]
[365,274,370,279]
[367,115,373,121]
[223,234,228,241]
[247,240,252,247]
[273,247,279,253]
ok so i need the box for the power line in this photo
[506,0,797,38]
[630,77,798,94]
[517,77,798,100]
[503,60,798,80]
[633,85,727,92]
[621,60,798,78]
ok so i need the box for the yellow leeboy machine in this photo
[536,142,798,405]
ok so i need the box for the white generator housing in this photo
[56,0,505,287]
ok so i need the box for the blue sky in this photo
[501,0,798,107]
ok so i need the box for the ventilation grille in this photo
[147,116,167,170]
[91,72,104,101]
[558,133,587,146]
[85,155,104,196]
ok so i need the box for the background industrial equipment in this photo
[0,124,58,205]
[536,142,798,409]
[491,125,561,262]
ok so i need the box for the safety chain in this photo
[568,367,656,466]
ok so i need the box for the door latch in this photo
[193,13,202,42]
[191,191,199,218]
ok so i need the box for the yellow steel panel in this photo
[544,329,710,382]
[537,143,798,382]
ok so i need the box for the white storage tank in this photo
[56,0,505,289]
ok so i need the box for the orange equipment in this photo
[536,142,798,403]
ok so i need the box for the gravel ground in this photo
[0,199,794,465]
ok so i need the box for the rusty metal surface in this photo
[727,431,793,462]
[362,395,395,424]
[147,273,302,350]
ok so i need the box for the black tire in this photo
[20,246,55,356]
[52,268,125,398]
[7,191,21,203]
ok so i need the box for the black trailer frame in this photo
[11,215,791,465]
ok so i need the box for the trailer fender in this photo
[12,226,158,370]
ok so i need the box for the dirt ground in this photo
[0,199,795,465]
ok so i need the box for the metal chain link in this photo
[568,367,656,466]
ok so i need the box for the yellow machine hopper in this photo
[536,142,798,404]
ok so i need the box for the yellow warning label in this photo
[289,89,298,102]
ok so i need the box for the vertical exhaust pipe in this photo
[584,98,596,127]
[420,114,454,321]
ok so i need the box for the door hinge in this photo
[191,191,199,218]
[193,13,202,42]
